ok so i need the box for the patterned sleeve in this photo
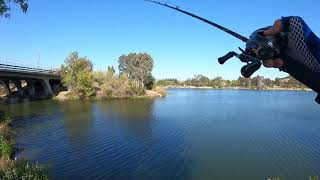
[281,16,320,72]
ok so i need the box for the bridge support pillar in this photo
[0,80,10,96]
[12,80,25,96]
[40,79,53,97]
[25,80,36,96]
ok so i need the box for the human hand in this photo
[262,19,284,68]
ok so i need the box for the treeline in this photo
[60,52,156,99]
[157,74,308,90]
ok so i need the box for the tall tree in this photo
[118,53,154,89]
[107,66,116,74]
[0,0,28,18]
[61,52,95,98]
[191,74,210,87]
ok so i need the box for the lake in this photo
[1,89,320,179]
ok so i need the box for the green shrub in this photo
[0,112,11,124]
[61,52,95,99]
[129,82,145,96]
[1,162,48,180]
[0,112,48,179]
[98,71,145,99]
[0,143,12,159]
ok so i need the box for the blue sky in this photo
[0,0,319,80]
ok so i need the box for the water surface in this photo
[1,89,320,179]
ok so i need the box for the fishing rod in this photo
[145,0,284,78]
[145,0,249,42]
[146,0,320,104]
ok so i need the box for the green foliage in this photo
[96,71,145,99]
[269,177,280,180]
[0,112,11,124]
[61,52,95,99]
[156,79,179,86]
[1,162,49,180]
[76,71,95,98]
[144,75,155,90]
[310,176,319,180]
[0,112,48,179]
[184,75,211,87]
[118,53,154,90]
[61,52,157,99]
[0,0,28,18]
[99,72,130,98]
[0,143,12,159]
[0,112,13,159]
[129,82,145,96]
[159,75,308,90]
[107,66,116,74]
[210,76,223,88]
[267,177,319,180]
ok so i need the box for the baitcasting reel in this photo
[145,0,288,79]
[147,0,320,104]
[218,27,287,78]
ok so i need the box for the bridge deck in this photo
[0,63,60,76]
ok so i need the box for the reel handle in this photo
[241,62,262,78]
[218,52,237,64]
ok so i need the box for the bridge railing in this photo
[0,61,60,75]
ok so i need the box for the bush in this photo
[0,143,12,159]
[0,112,48,179]
[75,71,95,99]
[98,72,145,98]
[154,86,167,97]
[61,52,95,99]
[1,162,48,180]
[0,112,11,124]
[0,113,13,160]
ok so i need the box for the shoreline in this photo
[163,85,312,92]
[0,113,48,179]
[1,86,313,103]
[54,88,166,101]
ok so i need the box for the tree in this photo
[263,78,273,87]
[189,74,210,87]
[275,78,281,86]
[118,53,154,89]
[238,76,251,88]
[0,0,28,18]
[144,75,155,90]
[211,76,223,88]
[251,75,264,89]
[97,70,145,98]
[61,52,95,98]
[107,66,115,74]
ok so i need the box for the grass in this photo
[0,112,48,179]
[1,162,49,180]
[268,176,319,180]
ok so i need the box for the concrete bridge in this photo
[0,62,64,99]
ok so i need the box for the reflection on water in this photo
[1,89,320,180]
[62,101,94,148]
[0,99,59,117]
[98,99,155,140]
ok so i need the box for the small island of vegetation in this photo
[57,51,309,101]
[57,52,166,100]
